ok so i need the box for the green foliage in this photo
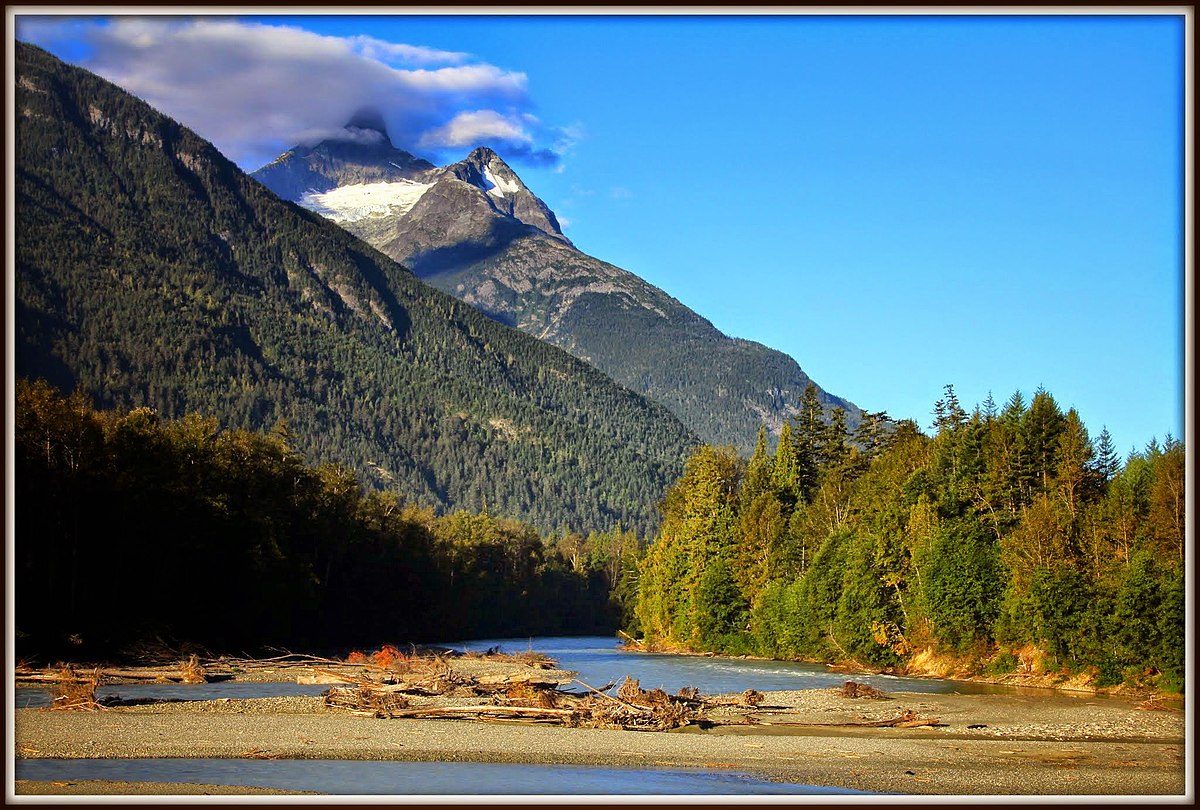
[985,651,1020,677]
[636,381,1184,691]
[834,531,902,668]
[922,519,1005,652]
[1112,550,1185,685]
[695,557,750,652]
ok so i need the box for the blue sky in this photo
[14,11,1188,456]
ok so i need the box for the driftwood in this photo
[318,661,949,733]
[17,656,211,691]
[840,681,890,700]
[759,709,941,729]
[323,671,705,731]
[704,689,764,707]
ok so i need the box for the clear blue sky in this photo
[14,11,1188,457]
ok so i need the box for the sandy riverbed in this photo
[12,674,1188,798]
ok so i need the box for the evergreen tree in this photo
[740,425,774,509]
[1023,388,1066,494]
[1090,426,1121,486]
[771,422,799,506]
[1054,408,1093,518]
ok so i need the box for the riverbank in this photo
[622,637,1177,700]
[13,683,1187,797]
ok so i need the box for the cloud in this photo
[346,36,470,67]
[15,16,568,170]
[420,109,534,149]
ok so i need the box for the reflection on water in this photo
[15,758,872,795]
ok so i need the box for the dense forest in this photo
[14,379,640,660]
[15,41,696,538]
[634,384,1186,691]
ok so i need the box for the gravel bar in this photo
[13,688,1187,797]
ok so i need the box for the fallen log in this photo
[475,673,565,691]
[573,679,651,714]
[704,689,764,707]
[307,668,373,686]
[386,704,579,720]
[759,712,942,729]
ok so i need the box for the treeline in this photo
[634,384,1186,690]
[14,379,640,660]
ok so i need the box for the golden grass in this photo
[49,666,102,711]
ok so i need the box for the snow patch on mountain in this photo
[300,179,433,222]
[482,164,521,198]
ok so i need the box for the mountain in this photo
[253,115,862,453]
[13,42,698,536]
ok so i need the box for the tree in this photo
[922,519,1006,652]
[636,444,743,646]
[734,490,786,604]
[771,422,799,506]
[741,425,774,509]
[793,384,823,500]
[932,384,966,435]
[1002,493,1076,586]
[695,557,750,652]
[1090,426,1120,486]
[1146,438,1185,561]
[1054,408,1093,518]
[834,530,904,668]
[1023,388,1066,494]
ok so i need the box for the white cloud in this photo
[419,109,534,149]
[347,35,470,66]
[16,16,564,170]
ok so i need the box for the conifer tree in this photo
[1090,427,1120,485]
[1054,408,1093,517]
[741,425,774,508]
[771,423,799,505]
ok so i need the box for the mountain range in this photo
[252,111,861,453]
[13,42,697,536]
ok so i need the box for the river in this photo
[14,634,1028,796]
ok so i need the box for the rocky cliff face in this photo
[252,123,861,452]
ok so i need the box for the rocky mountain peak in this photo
[447,147,521,195]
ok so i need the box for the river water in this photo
[14,634,1012,795]
[14,759,870,796]
[443,635,998,695]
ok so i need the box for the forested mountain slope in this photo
[253,122,861,454]
[14,42,697,536]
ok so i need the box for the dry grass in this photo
[49,666,102,711]
[179,654,207,684]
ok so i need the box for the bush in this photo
[985,651,1020,676]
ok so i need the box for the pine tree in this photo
[1090,427,1120,485]
[1054,408,1093,517]
[741,425,774,508]
[793,384,823,501]
[1023,388,1066,494]
[771,422,799,506]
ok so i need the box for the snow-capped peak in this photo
[482,163,522,198]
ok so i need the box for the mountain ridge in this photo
[252,122,862,452]
[14,41,698,536]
